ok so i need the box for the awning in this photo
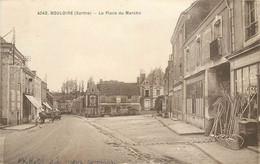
[42,102,52,110]
[25,95,42,110]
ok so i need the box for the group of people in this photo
[39,110,57,124]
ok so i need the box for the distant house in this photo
[97,80,141,115]
[139,68,164,110]
[52,92,74,113]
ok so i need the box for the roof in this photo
[143,68,164,86]
[170,0,221,43]
[97,81,140,96]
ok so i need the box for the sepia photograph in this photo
[0,0,260,163]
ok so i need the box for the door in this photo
[144,100,150,110]
[192,93,196,115]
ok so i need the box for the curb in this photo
[192,143,222,164]
[154,116,179,134]
[2,124,37,131]
[247,146,260,154]
[154,116,205,135]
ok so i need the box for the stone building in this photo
[226,0,260,123]
[165,0,260,132]
[0,37,27,125]
[97,80,141,115]
[22,67,36,124]
[165,0,228,129]
[139,68,164,110]
[52,92,74,113]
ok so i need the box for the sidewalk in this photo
[155,116,205,135]
[2,119,52,131]
[194,142,259,164]
[3,123,36,131]
[155,116,260,163]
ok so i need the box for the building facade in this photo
[227,0,260,123]
[0,38,26,126]
[139,68,164,110]
[1,36,49,126]
[52,92,74,113]
[165,0,260,133]
[97,80,141,115]
[22,67,35,124]
[85,78,100,116]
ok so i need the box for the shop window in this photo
[186,81,204,116]
[245,0,258,40]
[235,64,258,120]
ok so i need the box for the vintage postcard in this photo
[0,0,259,163]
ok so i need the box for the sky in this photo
[0,0,194,92]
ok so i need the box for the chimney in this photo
[100,79,103,84]
[139,71,146,85]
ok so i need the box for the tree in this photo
[154,95,164,113]
[61,79,78,94]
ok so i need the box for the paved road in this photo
[1,115,217,164]
[2,116,147,164]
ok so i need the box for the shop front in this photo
[184,72,205,129]
[24,95,43,123]
[228,46,260,146]
[172,83,183,120]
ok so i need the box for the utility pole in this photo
[12,27,15,65]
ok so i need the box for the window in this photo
[245,0,258,40]
[185,47,189,71]
[17,91,20,110]
[186,81,204,116]
[10,67,15,83]
[235,64,258,94]
[145,90,150,97]
[196,36,201,66]
[127,96,132,99]
[90,96,96,106]
[11,90,15,111]
[156,90,160,96]
[116,96,121,103]
[235,64,258,120]
[213,16,222,39]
